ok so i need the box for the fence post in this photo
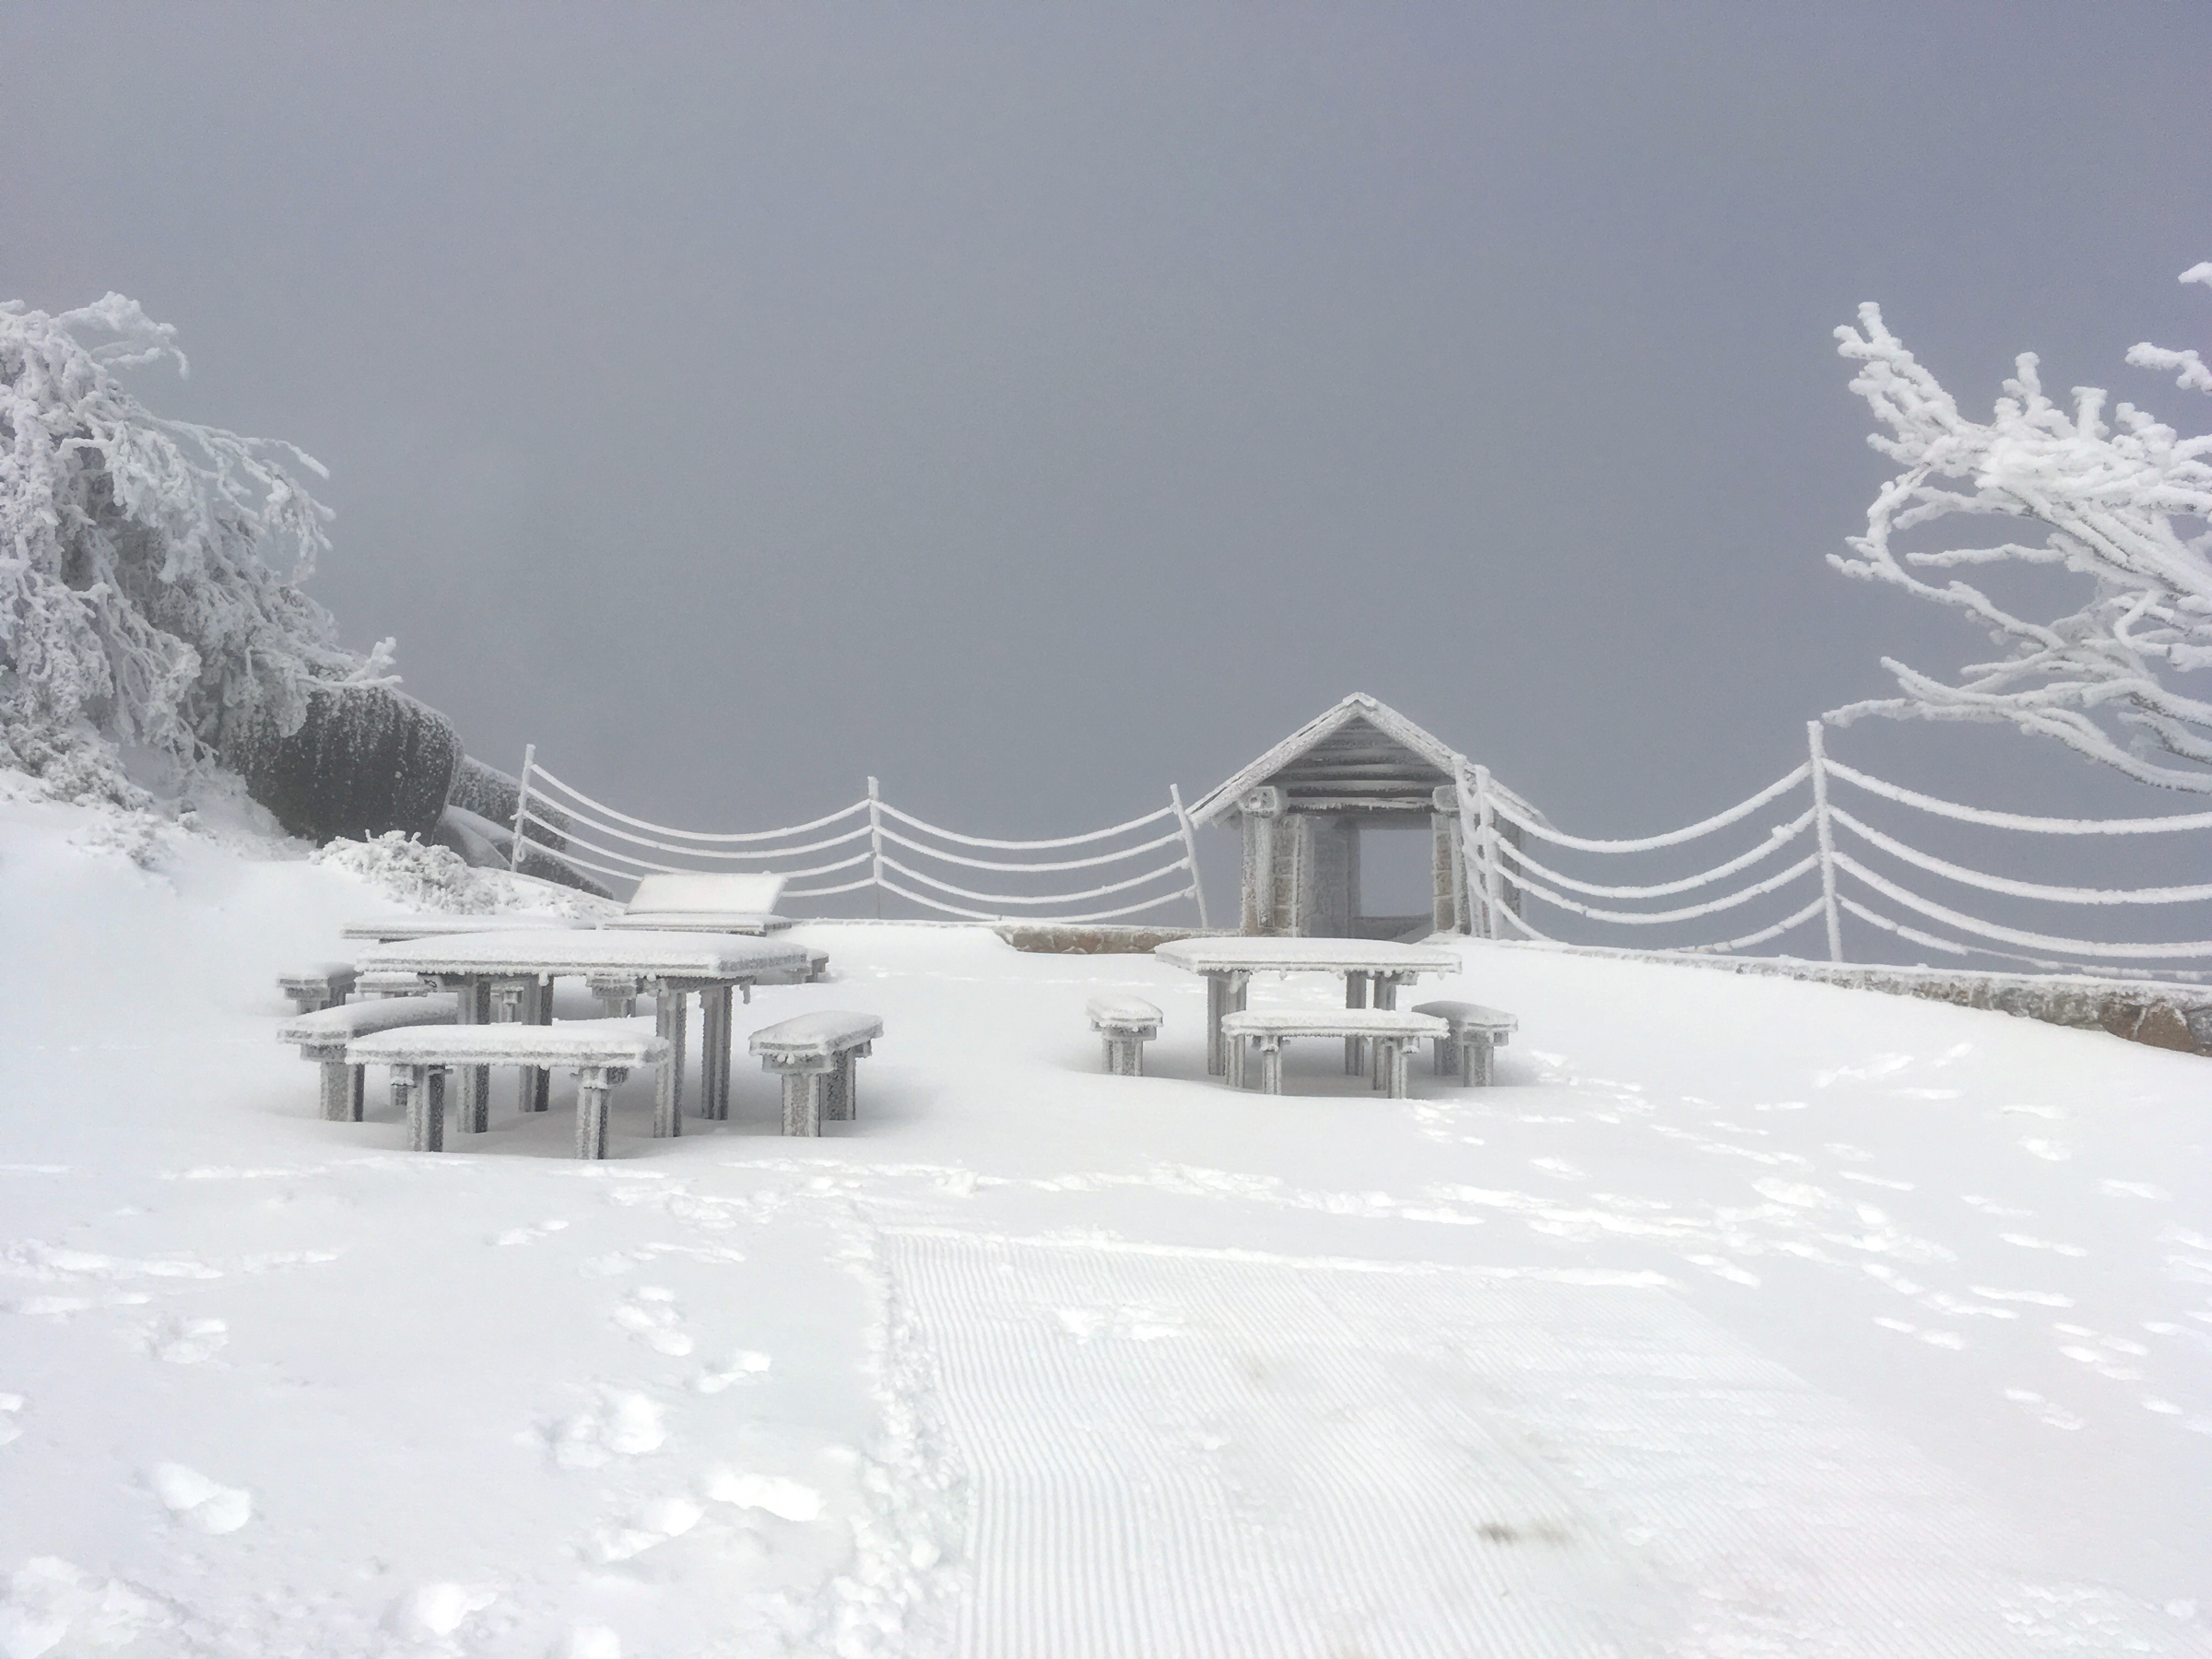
[866,775,884,920]
[1807,721,1844,963]
[1475,766,1506,939]
[509,743,535,873]
[1170,783,1211,930]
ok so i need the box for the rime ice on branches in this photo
[0,294,394,772]
[1830,262,2212,792]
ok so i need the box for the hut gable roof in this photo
[1189,693,1469,824]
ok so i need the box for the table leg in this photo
[699,984,732,1121]
[653,982,687,1137]
[1225,1030,1246,1089]
[576,1066,610,1159]
[517,976,550,1112]
[1344,971,1369,1075]
[455,979,492,1133]
[1206,973,1232,1075]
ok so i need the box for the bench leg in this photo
[1344,971,1369,1075]
[1465,1036,1495,1087]
[1257,1038,1284,1096]
[1224,1032,1245,1090]
[318,1061,353,1123]
[1384,1040,1412,1100]
[825,1053,856,1123]
[653,985,686,1138]
[781,1070,825,1136]
[1432,1036,1454,1077]
[349,1065,365,1122]
[1104,1033,1139,1077]
[400,1065,445,1152]
[576,1066,611,1159]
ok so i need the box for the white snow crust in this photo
[2,791,2209,1656]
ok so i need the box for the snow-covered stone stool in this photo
[1410,1000,1517,1086]
[356,969,439,999]
[276,994,455,1124]
[344,1023,669,1159]
[277,963,358,1013]
[1219,1007,1447,1100]
[749,1013,883,1136]
[1086,994,1162,1076]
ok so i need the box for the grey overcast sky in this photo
[6,3,2210,872]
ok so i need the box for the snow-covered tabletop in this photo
[602,911,795,935]
[1154,936,1464,1073]
[1153,936,1463,975]
[339,913,585,943]
[354,930,807,980]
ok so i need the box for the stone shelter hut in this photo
[1187,693,1536,939]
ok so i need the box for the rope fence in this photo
[504,751,1209,927]
[1462,721,2212,971]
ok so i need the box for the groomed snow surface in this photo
[2,791,2208,1658]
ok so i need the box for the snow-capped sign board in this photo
[1188,693,1535,940]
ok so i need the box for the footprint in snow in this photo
[0,1393,22,1446]
[590,1494,705,1563]
[147,1463,253,1533]
[1999,1233,2089,1258]
[2098,1180,2171,1200]
[2003,1389,2086,1431]
[613,1287,693,1356]
[141,1316,227,1364]
[705,1468,824,1522]
[541,1391,666,1470]
[388,1583,499,1642]
[694,1351,771,1394]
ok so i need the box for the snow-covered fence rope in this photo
[1462,719,2212,970]
[508,753,1208,924]
[1491,808,1816,900]
[1821,759,2212,834]
[1487,763,1811,852]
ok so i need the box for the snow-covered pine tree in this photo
[1830,263,2212,791]
[0,293,396,790]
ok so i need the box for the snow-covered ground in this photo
[3,791,2208,1658]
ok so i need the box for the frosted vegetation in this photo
[1833,262,2212,791]
[312,831,618,919]
[0,295,391,799]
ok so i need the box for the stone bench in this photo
[277,995,455,1123]
[1410,1000,1517,1086]
[277,963,358,1014]
[1220,1007,1448,1099]
[345,1023,668,1159]
[1086,994,1162,1076]
[749,1012,883,1136]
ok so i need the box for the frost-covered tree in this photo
[0,293,393,774]
[1829,263,2212,791]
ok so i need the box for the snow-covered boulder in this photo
[224,681,460,845]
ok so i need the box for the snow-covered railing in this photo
[505,752,1209,926]
[1462,722,2212,971]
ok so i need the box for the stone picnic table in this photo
[353,929,810,1137]
[1152,936,1464,1076]
[339,914,587,943]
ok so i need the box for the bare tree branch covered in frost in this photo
[0,294,394,777]
[1830,263,2212,791]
